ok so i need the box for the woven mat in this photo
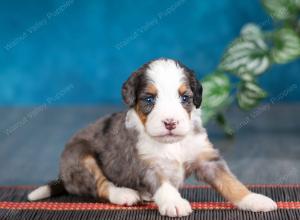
[0,184,299,220]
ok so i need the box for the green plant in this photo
[201,0,300,135]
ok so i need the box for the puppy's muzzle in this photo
[163,119,178,131]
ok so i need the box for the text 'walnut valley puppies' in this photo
[28,58,277,217]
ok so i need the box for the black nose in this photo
[163,119,177,131]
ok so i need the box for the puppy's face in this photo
[122,59,202,143]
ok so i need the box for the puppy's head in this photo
[122,58,202,143]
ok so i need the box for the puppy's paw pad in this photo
[109,187,140,206]
[237,193,277,212]
[159,198,192,217]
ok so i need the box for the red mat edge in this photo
[0,201,299,211]
[0,184,299,190]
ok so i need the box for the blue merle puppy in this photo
[28,58,277,217]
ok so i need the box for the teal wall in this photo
[0,0,299,105]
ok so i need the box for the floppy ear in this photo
[176,60,202,108]
[122,72,138,107]
[187,69,203,108]
[122,63,149,107]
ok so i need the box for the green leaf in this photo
[215,113,234,137]
[240,72,255,81]
[220,24,270,77]
[271,28,300,64]
[237,80,267,110]
[201,72,232,124]
[261,0,300,20]
[241,23,264,39]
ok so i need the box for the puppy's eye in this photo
[180,95,190,103]
[143,96,155,105]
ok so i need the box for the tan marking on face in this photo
[82,155,110,199]
[178,83,188,96]
[147,84,158,95]
[135,103,147,125]
[179,83,193,118]
[135,84,157,125]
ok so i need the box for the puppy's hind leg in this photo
[82,155,141,205]
[193,148,277,212]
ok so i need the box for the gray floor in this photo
[0,104,299,186]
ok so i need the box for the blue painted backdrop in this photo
[0,0,299,105]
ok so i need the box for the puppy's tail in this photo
[27,179,67,201]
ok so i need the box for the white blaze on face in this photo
[145,59,192,143]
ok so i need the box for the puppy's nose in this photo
[163,119,177,131]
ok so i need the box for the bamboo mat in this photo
[0,184,299,220]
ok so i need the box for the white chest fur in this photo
[125,109,209,187]
[137,135,185,188]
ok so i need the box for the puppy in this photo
[28,58,277,217]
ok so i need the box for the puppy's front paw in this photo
[236,193,277,212]
[108,186,140,206]
[158,197,192,217]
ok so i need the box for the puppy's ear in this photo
[122,64,148,107]
[122,72,138,107]
[186,69,203,109]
